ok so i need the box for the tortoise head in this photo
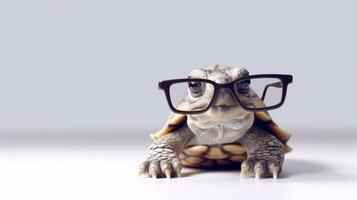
[186,64,254,132]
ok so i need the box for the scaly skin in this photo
[238,124,284,179]
[138,126,193,178]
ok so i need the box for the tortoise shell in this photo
[151,111,292,168]
[151,86,292,168]
[179,143,246,167]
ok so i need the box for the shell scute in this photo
[222,144,246,155]
[183,145,208,156]
[204,147,229,159]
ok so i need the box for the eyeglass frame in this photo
[158,74,293,114]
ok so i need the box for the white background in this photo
[0,1,357,200]
[1,0,357,131]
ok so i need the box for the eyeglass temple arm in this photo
[261,81,283,101]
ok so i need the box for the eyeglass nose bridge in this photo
[210,82,240,105]
[213,81,236,90]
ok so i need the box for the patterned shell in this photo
[150,93,292,168]
[151,112,292,168]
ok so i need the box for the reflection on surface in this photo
[0,129,356,183]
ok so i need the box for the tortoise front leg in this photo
[138,126,193,178]
[238,125,284,179]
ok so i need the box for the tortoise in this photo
[139,65,293,179]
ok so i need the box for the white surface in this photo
[0,130,356,200]
[1,0,357,130]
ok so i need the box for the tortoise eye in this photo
[188,81,204,97]
[234,79,251,95]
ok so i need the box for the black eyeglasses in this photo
[158,74,293,114]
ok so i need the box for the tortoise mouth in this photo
[212,105,233,112]
[205,104,249,120]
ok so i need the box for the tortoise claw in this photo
[172,158,182,177]
[149,160,160,178]
[138,161,150,177]
[160,160,173,179]
[241,158,281,179]
[268,162,279,179]
[254,162,265,180]
[240,160,250,178]
[139,157,182,178]
[165,169,171,178]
